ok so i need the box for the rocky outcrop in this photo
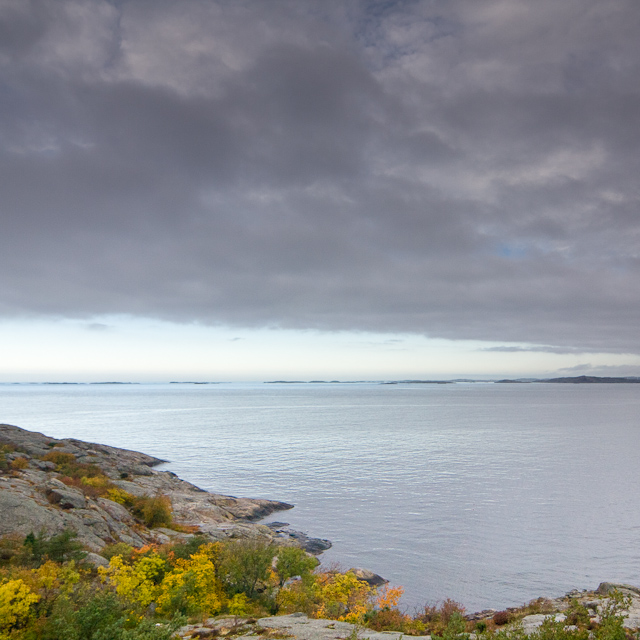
[175,614,417,640]
[596,582,640,597]
[266,522,332,555]
[256,614,414,640]
[348,567,389,587]
[0,424,307,552]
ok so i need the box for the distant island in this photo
[381,380,452,385]
[265,376,640,384]
[2,377,638,387]
[496,376,640,384]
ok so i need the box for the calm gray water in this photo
[1,382,639,611]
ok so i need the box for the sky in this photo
[1,0,640,381]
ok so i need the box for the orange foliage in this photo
[376,585,404,610]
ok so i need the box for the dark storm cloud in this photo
[1,0,639,352]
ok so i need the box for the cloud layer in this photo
[2,0,639,352]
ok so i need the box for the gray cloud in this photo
[1,0,639,352]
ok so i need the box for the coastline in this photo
[0,423,329,554]
[2,422,640,632]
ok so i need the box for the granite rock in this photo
[0,423,301,552]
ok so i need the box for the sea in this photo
[1,381,639,612]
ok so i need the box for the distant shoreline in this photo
[2,376,639,385]
[265,376,640,384]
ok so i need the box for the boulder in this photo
[596,582,640,597]
[46,487,87,510]
[83,552,109,568]
[266,523,332,555]
[349,567,389,587]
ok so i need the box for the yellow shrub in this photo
[0,579,40,632]
[229,592,249,617]
[157,548,225,618]
[82,476,111,488]
[313,571,373,624]
[106,487,135,506]
[17,561,80,610]
[35,560,61,591]
[99,553,165,608]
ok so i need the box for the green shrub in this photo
[218,539,277,599]
[433,611,470,640]
[169,535,209,561]
[101,542,135,562]
[45,587,184,640]
[564,599,591,628]
[531,616,589,640]
[274,546,319,587]
[46,588,125,640]
[22,529,85,566]
[595,590,630,640]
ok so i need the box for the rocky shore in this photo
[174,583,640,640]
[0,423,329,555]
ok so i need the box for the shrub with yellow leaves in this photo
[157,545,225,618]
[0,578,40,634]
[99,552,166,608]
[314,571,373,624]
